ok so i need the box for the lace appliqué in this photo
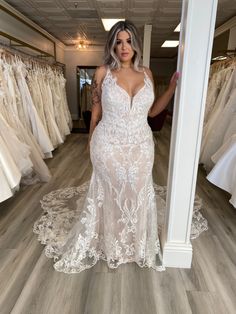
[33,181,208,273]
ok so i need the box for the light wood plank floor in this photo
[0,122,236,314]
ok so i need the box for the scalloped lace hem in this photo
[33,181,208,274]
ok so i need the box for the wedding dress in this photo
[37,69,64,149]
[0,112,33,178]
[203,69,229,125]
[14,61,54,156]
[0,135,21,201]
[33,67,208,273]
[52,73,71,138]
[207,134,236,208]
[200,67,236,171]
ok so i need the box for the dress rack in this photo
[0,41,65,72]
[0,30,55,59]
[0,26,66,71]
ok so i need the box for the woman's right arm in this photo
[87,66,106,148]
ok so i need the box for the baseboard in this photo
[162,242,193,268]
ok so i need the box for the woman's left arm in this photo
[148,71,179,118]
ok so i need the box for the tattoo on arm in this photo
[91,76,101,108]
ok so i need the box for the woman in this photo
[33,21,179,273]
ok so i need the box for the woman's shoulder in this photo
[95,65,109,75]
[141,66,152,76]
[93,65,108,84]
[94,65,108,82]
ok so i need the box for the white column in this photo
[161,0,218,268]
[143,24,152,67]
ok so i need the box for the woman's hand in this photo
[168,71,180,93]
[148,71,180,118]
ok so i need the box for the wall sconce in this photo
[76,40,89,50]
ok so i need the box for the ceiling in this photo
[4,0,236,58]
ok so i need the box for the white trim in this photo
[161,0,218,268]
[163,243,192,268]
[214,16,236,37]
[55,41,65,50]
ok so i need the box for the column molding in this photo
[161,0,218,268]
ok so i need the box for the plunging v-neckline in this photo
[109,71,147,101]
[115,79,146,101]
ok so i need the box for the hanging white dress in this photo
[14,61,54,157]
[203,69,228,125]
[33,67,208,273]
[0,166,15,202]
[203,82,236,168]
[50,71,70,138]
[0,135,21,201]
[0,61,51,184]
[0,90,21,202]
[0,112,33,178]
[207,134,236,208]
[58,73,73,130]
[200,67,236,171]
[27,71,49,138]
[58,73,73,131]
[37,69,64,148]
[222,97,236,147]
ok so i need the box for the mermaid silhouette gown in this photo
[33,67,207,273]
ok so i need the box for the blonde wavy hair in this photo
[104,20,143,71]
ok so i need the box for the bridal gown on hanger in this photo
[200,67,236,171]
[33,67,208,273]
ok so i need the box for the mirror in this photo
[76,66,96,132]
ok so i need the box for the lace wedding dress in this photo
[33,67,208,273]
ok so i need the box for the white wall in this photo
[56,42,65,64]
[64,48,104,119]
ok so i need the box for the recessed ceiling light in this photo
[161,40,179,48]
[101,18,125,31]
[174,23,180,32]
[212,56,227,61]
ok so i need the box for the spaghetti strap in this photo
[142,67,152,86]
[142,67,148,77]
[106,66,111,76]
[104,66,112,79]
[101,66,112,87]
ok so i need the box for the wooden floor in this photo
[0,122,236,314]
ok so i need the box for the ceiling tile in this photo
[3,0,236,58]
